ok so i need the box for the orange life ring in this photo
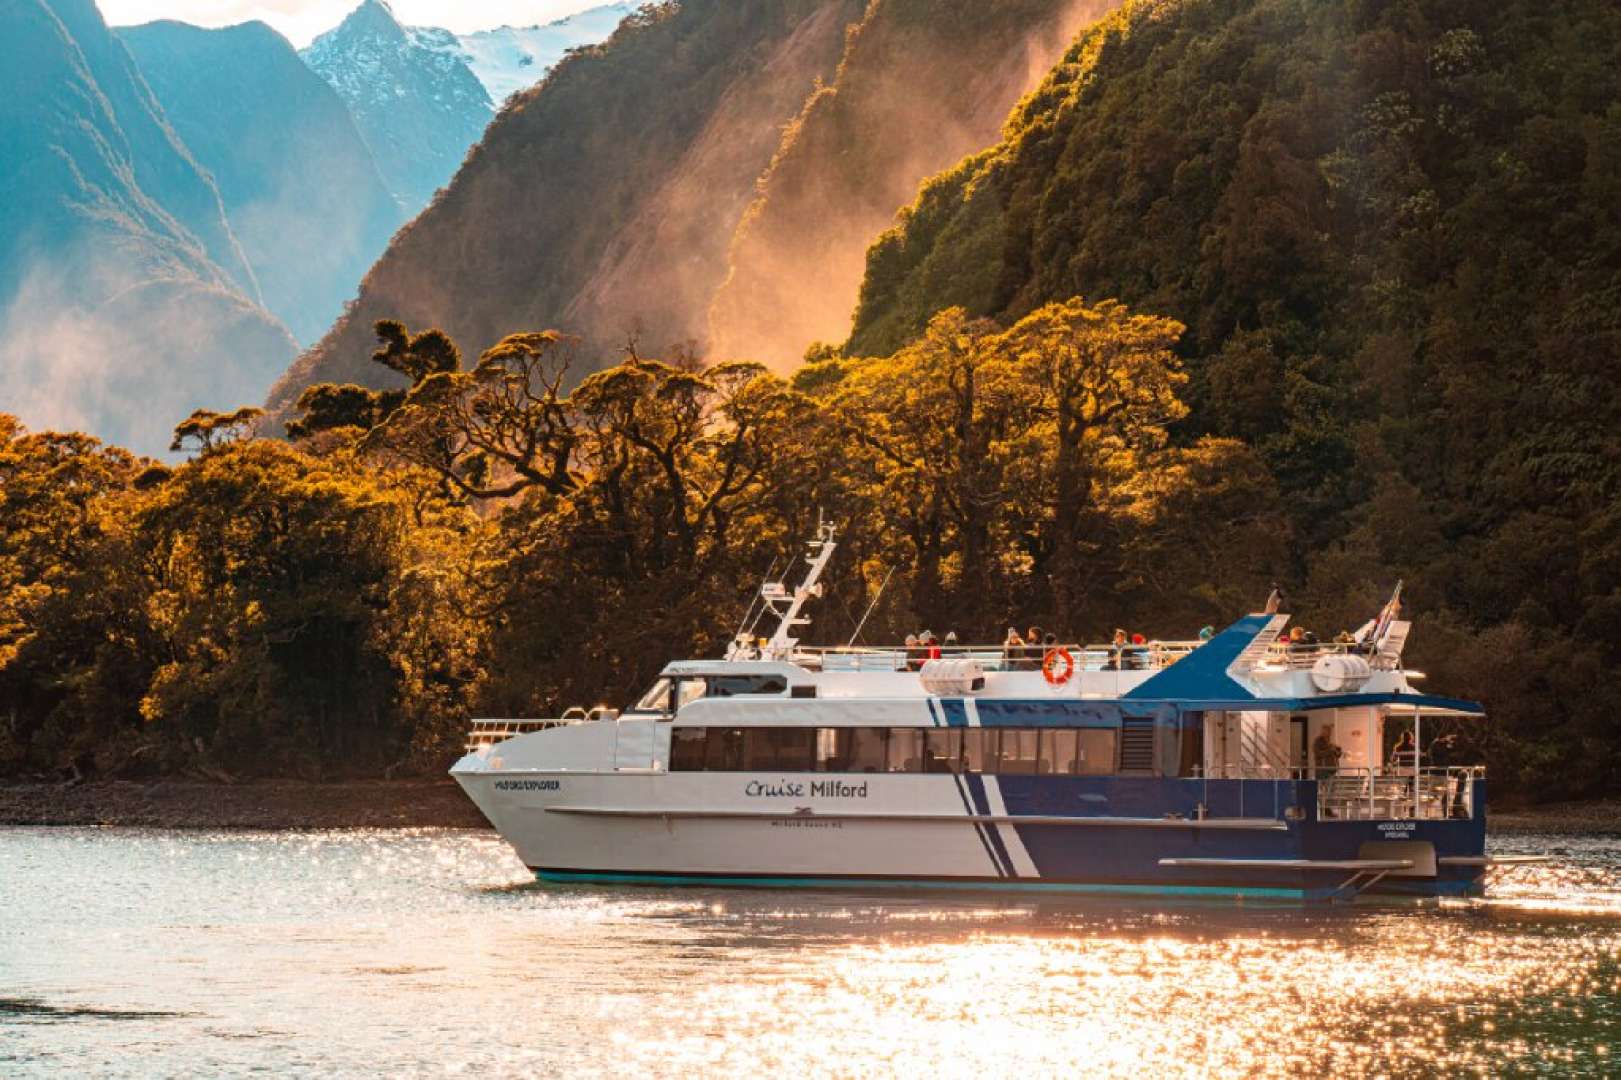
[1042,647,1075,686]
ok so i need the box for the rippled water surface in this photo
[2,828,1617,1077]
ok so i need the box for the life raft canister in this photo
[1042,647,1075,686]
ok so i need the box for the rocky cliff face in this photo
[269,0,864,416]
[706,0,1109,369]
[121,19,404,344]
[0,0,296,456]
[301,0,493,210]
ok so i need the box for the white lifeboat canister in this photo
[1310,653,1372,693]
[919,658,987,695]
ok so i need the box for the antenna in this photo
[847,566,894,648]
[729,556,781,641]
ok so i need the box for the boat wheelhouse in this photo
[453,527,1538,900]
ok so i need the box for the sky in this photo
[97,0,610,46]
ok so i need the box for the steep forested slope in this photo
[269,0,864,414]
[121,19,403,344]
[707,0,1108,368]
[0,0,296,455]
[849,0,1621,789]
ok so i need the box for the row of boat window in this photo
[633,675,792,713]
[669,726,1121,775]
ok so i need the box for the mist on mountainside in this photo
[0,260,297,454]
[263,0,1126,420]
[267,0,865,418]
[120,18,404,345]
[556,0,867,359]
[0,0,296,456]
[707,0,1111,370]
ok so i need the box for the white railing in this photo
[800,641,1206,674]
[1317,766,1481,821]
[464,709,614,751]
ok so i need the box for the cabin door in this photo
[614,719,657,770]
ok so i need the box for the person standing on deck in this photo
[1313,724,1343,779]
[1002,628,1024,668]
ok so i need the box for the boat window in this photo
[703,728,744,771]
[1041,729,1080,775]
[674,678,708,711]
[665,725,1124,776]
[1076,729,1118,775]
[816,728,851,772]
[670,727,707,771]
[924,729,961,773]
[632,678,673,714]
[997,729,1039,775]
[707,675,789,697]
[887,728,923,773]
[743,728,816,771]
[960,729,990,774]
[1178,712,1203,778]
[848,728,887,773]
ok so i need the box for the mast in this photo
[745,522,836,661]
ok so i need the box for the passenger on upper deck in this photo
[1024,626,1045,670]
[1002,628,1024,667]
[1107,628,1130,670]
[924,631,942,661]
[903,634,921,672]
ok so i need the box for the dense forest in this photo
[4,0,1619,801]
[0,300,1285,782]
[849,0,1621,796]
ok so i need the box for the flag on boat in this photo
[1364,581,1404,645]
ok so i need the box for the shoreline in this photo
[0,779,492,830]
[0,780,1615,834]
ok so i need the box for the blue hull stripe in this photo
[963,774,1016,876]
[929,698,1006,877]
[940,699,968,727]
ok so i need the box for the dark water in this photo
[2,828,1617,1077]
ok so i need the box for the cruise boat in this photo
[452,526,1540,901]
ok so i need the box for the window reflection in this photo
[670,725,1125,776]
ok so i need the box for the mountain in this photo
[301,0,493,211]
[119,19,404,344]
[451,3,636,105]
[707,0,1108,369]
[0,0,296,456]
[269,0,867,416]
[846,0,1621,777]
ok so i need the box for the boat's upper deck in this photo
[637,613,1463,717]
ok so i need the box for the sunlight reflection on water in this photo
[1,828,1616,1077]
